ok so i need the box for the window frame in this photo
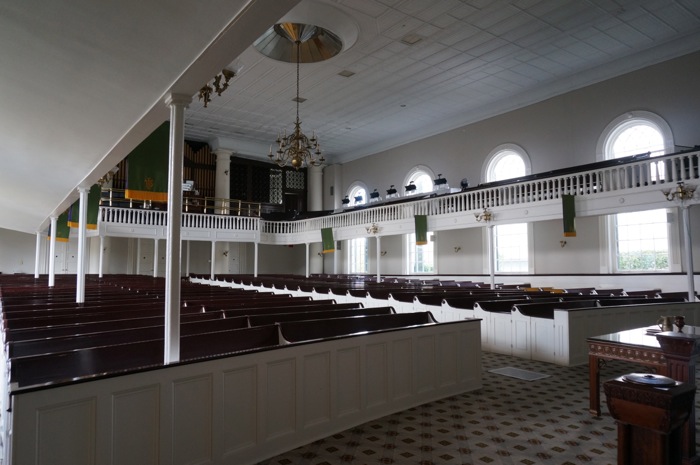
[346,181,368,208]
[482,144,533,274]
[596,111,680,273]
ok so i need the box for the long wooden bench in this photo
[247,306,395,327]
[279,312,437,342]
[6,315,251,358]
[9,324,282,388]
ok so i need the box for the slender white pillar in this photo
[213,149,232,214]
[98,235,105,278]
[48,216,57,287]
[76,186,88,303]
[210,241,216,280]
[488,225,496,289]
[333,240,338,275]
[136,238,142,275]
[681,205,696,301]
[254,242,259,277]
[153,238,159,278]
[307,164,323,211]
[164,93,191,365]
[34,231,42,278]
[305,243,310,278]
[185,240,191,277]
[376,235,382,283]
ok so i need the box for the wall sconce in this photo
[380,251,387,256]
[224,169,229,176]
[198,68,237,107]
[560,241,567,248]
[366,223,379,235]
[454,246,461,253]
[474,208,492,222]
[222,250,229,257]
[97,166,120,186]
[662,181,696,201]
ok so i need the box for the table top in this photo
[587,326,700,349]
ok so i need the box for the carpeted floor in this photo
[258,351,700,465]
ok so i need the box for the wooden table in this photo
[587,326,668,417]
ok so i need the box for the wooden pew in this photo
[247,306,395,327]
[9,325,282,388]
[279,312,437,342]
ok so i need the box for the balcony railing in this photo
[99,148,700,240]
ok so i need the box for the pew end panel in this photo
[7,319,482,465]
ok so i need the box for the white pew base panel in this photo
[8,320,482,465]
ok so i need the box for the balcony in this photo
[98,149,700,244]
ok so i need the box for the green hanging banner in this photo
[49,210,71,242]
[321,227,335,253]
[125,121,170,202]
[415,215,428,245]
[562,194,576,237]
[67,184,101,230]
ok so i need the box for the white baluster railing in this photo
[100,150,699,242]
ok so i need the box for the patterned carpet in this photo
[258,351,700,465]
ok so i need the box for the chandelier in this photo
[268,24,325,170]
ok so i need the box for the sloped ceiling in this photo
[2,0,700,234]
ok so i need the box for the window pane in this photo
[495,223,528,272]
[615,210,668,271]
[407,232,434,273]
[348,237,368,273]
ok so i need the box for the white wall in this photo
[2,52,700,284]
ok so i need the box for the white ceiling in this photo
[2,0,700,234]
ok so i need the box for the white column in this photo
[376,235,382,283]
[185,240,191,277]
[48,216,57,287]
[333,240,338,275]
[153,238,159,278]
[98,235,105,278]
[76,186,88,303]
[488,225,496,289]
[681,205,696,301]
[136,238,142,275]
[164,93,191,365]
[305,243,310,278]
[34,231,42,278]
[210,241,216,280]
[307,164,323,211]
[333,165,343,211]
[214,149,232,214]
[253,242,259,277]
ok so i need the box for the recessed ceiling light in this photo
[293,97,307,103]
[338,70,355,78]
[400,33,424,46]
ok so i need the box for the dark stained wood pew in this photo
[512,300,600,319]
[9,325,282,388]
[223,301,364,318]
[4,311,226,343]
[278,312,438,342]
[6,316,251,358]
[247,306,395,326]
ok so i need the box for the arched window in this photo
[346,182,367,207]
[484,144,531,273]
[403,165,435,196]
[404,165,437,273]
[598,112,674,272]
